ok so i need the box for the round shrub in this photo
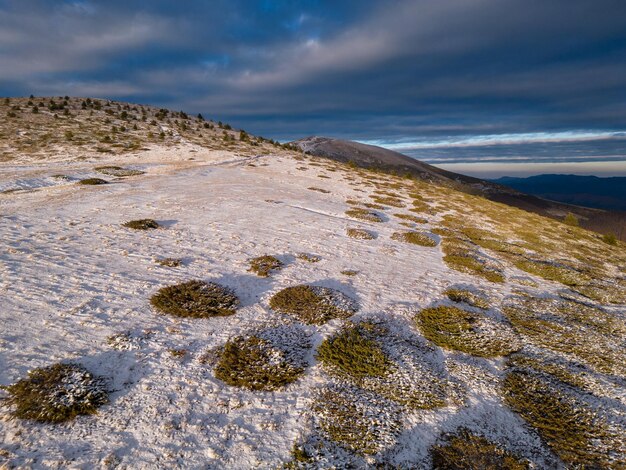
[214,336,304,391]
[2,363,108,423]
[123,219,159,230]
[391,231,437,247]
[317,323,391,380]
[269,285,358,325]
[150,280,240,318]
[346,228,376,240]
[416,306,519,357]
[78,178,108,185]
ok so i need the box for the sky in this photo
[1,0,626,176]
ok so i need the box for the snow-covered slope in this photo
[1,99,625,469]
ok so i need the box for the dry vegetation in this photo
[150,280,240,318]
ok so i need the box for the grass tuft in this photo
[155,257,182,267]
[150,280,239,318]
[503,370,611,467]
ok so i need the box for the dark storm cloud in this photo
[1,0,626,142]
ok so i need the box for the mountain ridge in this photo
[292,136,626,240]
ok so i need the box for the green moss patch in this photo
[123,219,159,230]
[150,280,240,318]
[2,363,108,423]
[269,285,358,325]
[214,336,305,391]
[416,306,519,357]
[430,428,529,470]
[248,255,283,277]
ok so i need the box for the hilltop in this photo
[1,98,625,468]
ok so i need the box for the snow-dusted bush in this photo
[416,305,520,357]
[430,428,528,469]
[214,335,305,391]
[270,285,358,325]
[2,363,108,423]
[346,228,375,240]
[248,255,283,277]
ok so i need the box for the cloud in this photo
[0,0,625,145]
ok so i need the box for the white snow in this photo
[0,145,618,468]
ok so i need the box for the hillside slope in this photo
[292,136,626,240]
[1,98,625,468]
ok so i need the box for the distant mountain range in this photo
[492,175,626,212]
[292,137,626,240]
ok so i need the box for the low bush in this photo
[345,208,383,223]
[416,306,519,357]
[2,363,108,423]
[78,178,108,185]
[155,257,182,267]
[311,384,402,455]
[391,231,437,247]
[346,228,376,240]
[248,255,283,277]
[269,285,358,325]
[430,428,529,469]
[95,166,145,177]
[150,280,240,318]
[601,232,618,246]
[317,323,391,380]
[296,253,321,263]
[503,370,611,467]
[123,219,159,230]
[444,288,489,309]
[214,335,305,391]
